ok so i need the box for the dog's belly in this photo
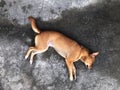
[54,49,66,58]
[48,41,66,57]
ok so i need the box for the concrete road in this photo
[0,0,120,90]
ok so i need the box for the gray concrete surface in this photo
[0,0,120,90]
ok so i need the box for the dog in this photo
[25,16,99,81]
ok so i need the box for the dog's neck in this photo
[80,56,88,62]
[79,47,89,62]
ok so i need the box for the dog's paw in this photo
[70,76,73,81]
[74,74,76,80]
[25,55,28,60]
[30,60,33,65]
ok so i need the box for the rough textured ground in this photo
[0,0,120,90]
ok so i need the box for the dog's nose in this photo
[86,65,88,68]
[86,64,92,69]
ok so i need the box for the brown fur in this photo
[25,16,99,81]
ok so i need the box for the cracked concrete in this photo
[0,0,120,90]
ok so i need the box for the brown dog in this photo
[25,16,99,81]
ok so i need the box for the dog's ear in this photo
[91,52,99,57]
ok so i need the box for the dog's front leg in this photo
[73,64,76,80]
[65,59,74,81]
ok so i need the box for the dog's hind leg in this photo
[25,47,36,59]
[29,52,37,64]
[29,47,49,64]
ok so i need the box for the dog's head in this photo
[84,52,99,69]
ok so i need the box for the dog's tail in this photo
[28,16,41,34]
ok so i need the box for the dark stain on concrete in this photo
[22,4,33,13]
[0,0,6,7]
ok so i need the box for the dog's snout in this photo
[86,64,92,70]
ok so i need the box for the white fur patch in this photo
[48,41,54,47]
